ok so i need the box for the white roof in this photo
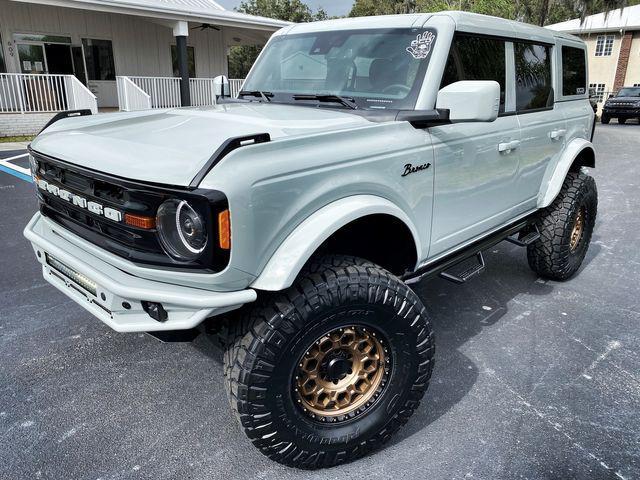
[547,4,640,34]
[11,0,290,30]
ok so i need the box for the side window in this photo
[515,42,552,112]
[441,35,506,113]
[561,46,586,96]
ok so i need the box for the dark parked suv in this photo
[601,86,640,124]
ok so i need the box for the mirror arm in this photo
[396,109,451,129]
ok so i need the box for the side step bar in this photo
[403,215,537,285]
[439,252,485,284]
[505,225,540,247]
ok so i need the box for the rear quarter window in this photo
[561,46,587,96]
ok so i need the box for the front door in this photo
[428,34,524,258]
[44,43,73,74]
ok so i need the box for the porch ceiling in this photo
[10,0,291,31]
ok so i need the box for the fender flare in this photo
[537,138,595,208]
[250,195,421,292]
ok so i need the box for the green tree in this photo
[349,0,640,25]
[228,0,328,78]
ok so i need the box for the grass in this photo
[0,135,35,143]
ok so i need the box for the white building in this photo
[548,5,640,113]
[0,0,288,136]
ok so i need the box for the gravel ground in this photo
[0,124,638,480]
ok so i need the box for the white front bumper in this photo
[23,213,257,332]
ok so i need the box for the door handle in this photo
[498,140,520,153]
[549,129,566,140]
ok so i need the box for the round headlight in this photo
[156,199,208,261]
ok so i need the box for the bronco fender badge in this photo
[402,163,431,177]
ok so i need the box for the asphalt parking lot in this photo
[1,124,639,480]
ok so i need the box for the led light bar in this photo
[46,254,97,296]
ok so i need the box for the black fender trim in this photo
[189,132,270,187]
[39,109,92,134]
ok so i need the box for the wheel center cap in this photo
[326,357,351,382]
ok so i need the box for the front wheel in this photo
[527,171,597,280]
[224,257,434,468]
[601,115,610,124]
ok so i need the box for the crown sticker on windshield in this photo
[406,31,436,59]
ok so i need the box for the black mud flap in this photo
[145,329,201,343]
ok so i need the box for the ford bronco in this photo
[24,12,597,469]
[601,86,640,124]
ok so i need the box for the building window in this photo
[82,39,115,81]
[589,83,606,102]
[515,42,553,112]
[441,34,507,112]
[171,45,196,77]
[595,35,614,57]
[561,46,587,96]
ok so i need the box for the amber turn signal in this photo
[125,213,156,229]
[218,209,231,250]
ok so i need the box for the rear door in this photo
[428,34,523,257]
[513,41,567,208]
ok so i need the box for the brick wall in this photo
[0,113,56,137]
[614,32,634,91]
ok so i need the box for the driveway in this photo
[0,124,638,480]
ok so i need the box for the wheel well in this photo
[312,214,417,276]
[569,147,595,171]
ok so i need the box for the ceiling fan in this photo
[191,23,220,31]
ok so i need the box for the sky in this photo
[215,0,354,17]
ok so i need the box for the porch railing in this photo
[0,73,97,114]
[116,76,151,112]
[116,76,245,111]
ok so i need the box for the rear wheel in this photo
[224,256,434,468]
[601,115,610,124]
[527,171,597,280]
[619,118,627,124]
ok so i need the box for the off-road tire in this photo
[527,171,597,280]
[601,115,610,124]
[223,256,434,469]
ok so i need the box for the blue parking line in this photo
[0,164,33,183]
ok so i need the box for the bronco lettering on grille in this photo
[37,178,123,222]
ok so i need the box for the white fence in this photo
[116,76,151,112]
[0,73,97,114]
[116,76,245,111]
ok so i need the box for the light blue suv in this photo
[24,12,597,468]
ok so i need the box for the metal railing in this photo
[116,76,151,112]
[116,76,245,111]
[229,78,244,98]
[0,73,97,114]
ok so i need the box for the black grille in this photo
[31,149,229,272]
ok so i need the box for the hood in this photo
[30,103,373,186]
[607,96,640,103]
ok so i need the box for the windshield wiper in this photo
[293,94,358,110]
[238,90,273,102]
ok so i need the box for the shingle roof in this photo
[547,4,640,34]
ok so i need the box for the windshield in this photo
[616,87,640,97]
[241,28,437,110]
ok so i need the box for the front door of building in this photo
[44,43,73,74]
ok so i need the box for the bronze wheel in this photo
[570,206,585,252]
[294,325,390,422]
